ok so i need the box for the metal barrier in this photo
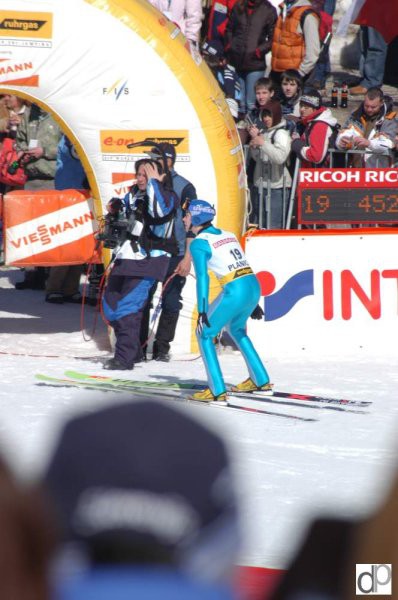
[243,144,291,230]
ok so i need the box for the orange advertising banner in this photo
[3,189,102,266]
[0,11,53,39]
[100,130,189,155]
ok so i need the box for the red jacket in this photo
[291,107,337,167]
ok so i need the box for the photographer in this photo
[248,98,292,229]
[102,159,179,370]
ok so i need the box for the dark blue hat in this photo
[189,200,216,226]
[42,400,239,579]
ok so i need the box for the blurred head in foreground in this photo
[0,453,55,600]
[42,400,241,587]
[269,458,398,600]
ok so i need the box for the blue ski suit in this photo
[190,225,270,396]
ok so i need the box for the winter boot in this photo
[230,378,273,395]
[15,267,47,290]
[103,358,134,370]
[45,292,64,304]
[153,311,179,361]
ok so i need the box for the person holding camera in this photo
[248,98,292,229]
[102,159,179,371]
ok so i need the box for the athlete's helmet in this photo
[188,200,216,226]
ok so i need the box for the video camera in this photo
[245,114,267,134]
[96,198,138,249]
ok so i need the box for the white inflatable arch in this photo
[0,0,246,235]
[0,0,247,352]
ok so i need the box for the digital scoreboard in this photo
[298,168,398,225]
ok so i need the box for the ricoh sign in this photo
[245,230,398,358]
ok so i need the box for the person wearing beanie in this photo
[290,87,337,167]
[248,98,292,228]
[224,0,277,116]
[43,400,241,599]
[183,199,273,402]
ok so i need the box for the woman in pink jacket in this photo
[148,0,203,45]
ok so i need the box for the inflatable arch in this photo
[0,0,246,231]
[0,0,246,353]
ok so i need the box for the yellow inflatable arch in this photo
[0,0,246,234]
[0,0,246,353]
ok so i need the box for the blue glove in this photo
[197,312,210,334]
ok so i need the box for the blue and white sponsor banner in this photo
[245,230,398,358]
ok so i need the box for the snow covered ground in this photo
[0,265,397,571]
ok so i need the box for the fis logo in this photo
[256,269,398,321]
[102,79,129,100]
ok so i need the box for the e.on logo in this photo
[257,269,398,321]
[356,564,392,595]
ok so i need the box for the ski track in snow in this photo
[1,266,398,569]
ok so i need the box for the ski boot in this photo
[230,378,273,395]
[190,388,227,403]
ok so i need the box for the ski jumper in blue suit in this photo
[190,225,270,396]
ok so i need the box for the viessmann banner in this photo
[244,230,398,358]
[3,190,100,266]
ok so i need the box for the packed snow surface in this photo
[0,266,397,569]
